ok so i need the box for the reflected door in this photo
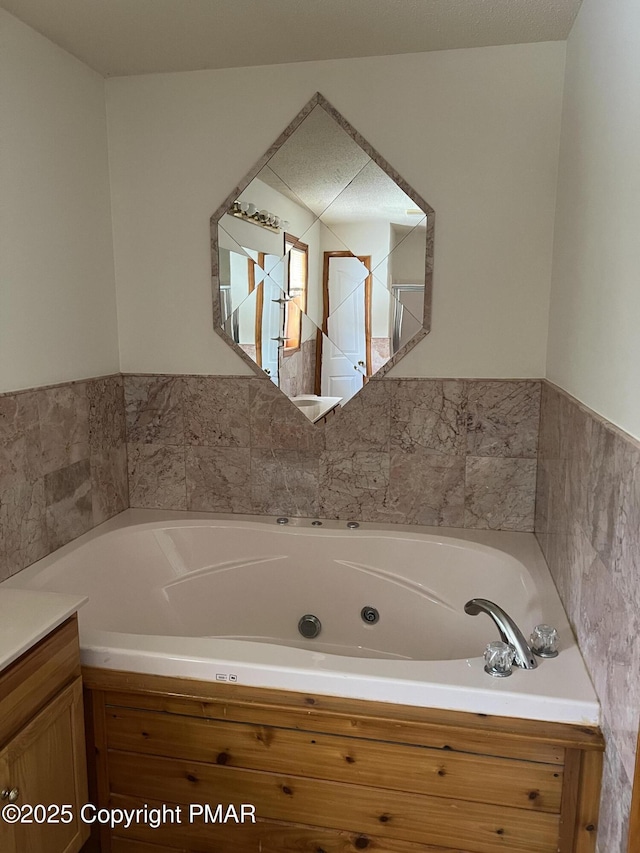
[323,256,368,399]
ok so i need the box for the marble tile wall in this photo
[124,374,540,530]
[0,375,128,581]
[536,381,640,852]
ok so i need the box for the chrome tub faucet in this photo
[464,598,538,670]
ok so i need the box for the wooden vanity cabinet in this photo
[0,617,89,853]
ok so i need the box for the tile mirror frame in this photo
[210,92,435,420]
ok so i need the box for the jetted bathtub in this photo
[2,509,599,725]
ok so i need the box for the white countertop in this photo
[0,589,87,672]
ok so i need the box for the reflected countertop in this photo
[290,395,342,423]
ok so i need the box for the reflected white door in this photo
[323,256,367,401]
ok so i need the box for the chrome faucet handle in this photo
[483,641,516,677]
[530,624,559,658]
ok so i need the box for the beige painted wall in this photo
[106,43,565,378]
[0,11,119,393]
[547,0,640,440]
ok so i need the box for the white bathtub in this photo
[2,509,598,725]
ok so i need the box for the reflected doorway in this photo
[317,252,372,400]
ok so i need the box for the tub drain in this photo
[298,614,322,639]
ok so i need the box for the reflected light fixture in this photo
[231,200,289,234]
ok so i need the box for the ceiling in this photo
[0,0,582,77]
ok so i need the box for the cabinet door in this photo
[0,677,89,853]
[0,751,18,853]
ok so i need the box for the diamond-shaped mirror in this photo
[211,93,434,424]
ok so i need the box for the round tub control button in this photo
[298,614,322,638]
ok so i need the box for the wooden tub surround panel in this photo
[104,706,564,811]
[82,668,604,853]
